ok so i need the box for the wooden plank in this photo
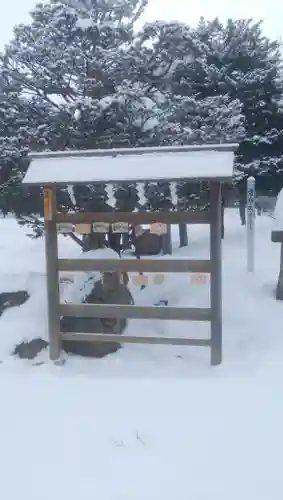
[59,304,212,321]
[74,223,92,234]
[276,243,283,300]
[132,275,149,287]
[44,186,61,361]
[271,230,283,243]
[26,177,235,187]
[209,181,222,366]
[150,223,167,235]
[57,258,211,273]
[30,143,238,160]
[61,332,211,347]
[57,223,74,234]
[92,222,110,233]
[55,210,210,225]
[112,222,129,233]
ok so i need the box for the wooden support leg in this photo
[276,243,283,300]
[44,186,61,361]
[162,224,172,255]
[209,182,222,366]
[221,199,224,239]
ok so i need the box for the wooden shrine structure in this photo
[22,143,238,366]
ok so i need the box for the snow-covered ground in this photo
[0,210,283,499]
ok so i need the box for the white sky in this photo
[0,0,282,50]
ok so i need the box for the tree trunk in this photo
[162,224,172,255]
[121,232,131,251]
[82,233,106,251]
[178,223,188,247]
[239,198,246,225]
[107,231,121,255]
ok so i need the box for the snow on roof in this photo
[23,144,237,186]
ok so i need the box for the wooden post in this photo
[221,195,224,239]
[209,181,222,366]
[162,224,172,255]
[179,223,188,247]
[44,185,61,361]
[276,243,283,300]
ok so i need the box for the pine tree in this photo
[0,0,149,225]
[0,74,36,221]
[0,4,245,240]
[130,20,244,209]
[190,18,283,191]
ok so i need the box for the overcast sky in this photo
[0,0,282,50]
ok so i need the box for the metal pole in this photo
[247,176,255,272]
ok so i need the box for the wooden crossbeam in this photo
[57,258,211,273]
[61,332,211,347]
[59,304,212,321]
[55,210,210,225]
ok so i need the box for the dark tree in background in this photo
[191,18,283,192]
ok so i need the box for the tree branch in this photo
[19,214,87,250]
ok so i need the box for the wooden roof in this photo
[22,143,238,186]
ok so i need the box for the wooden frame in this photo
[24,144,237,366]
[42,184,222,366]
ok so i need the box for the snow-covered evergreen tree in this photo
[128,21,245,209]
[0,73,35,221]
[0,0,150,220]
[0,4,246,234]
[190,18,283,191]
[137,17,283,192]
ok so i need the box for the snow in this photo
[61,248,119,304]
[66,184,77,207]
[170,182,178,206]
[99,96,116,110]
[73,108,82,121]
[75,16,93,31]
[106,184,116,208]
[1,210,283,499]
[136,182,146,206]
[142,116,159,131]
[23,150,235,185]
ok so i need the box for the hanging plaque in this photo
[150,223,167,235]
[59,275,74,284]
[92,222,110,233]
[57,223,74,234]
[112,222,129,233]
[132,274,148,287]
[74,223,92,234]
[190,274,208,285]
